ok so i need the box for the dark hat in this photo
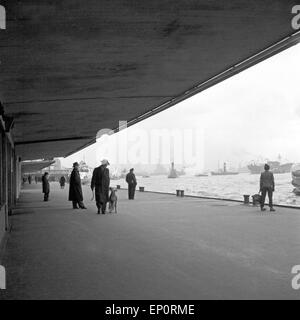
[264,163,270,170]
[73,162,79,167]
[130,168,134,171]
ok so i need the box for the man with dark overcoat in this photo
[42,172,50,201]
[260,163,276,212]
[91,159,110,214]
[126,168,137,200]
[69,162,86,209]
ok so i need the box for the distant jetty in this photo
[168,162,178,179]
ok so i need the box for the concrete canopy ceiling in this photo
[0,0,299,160]
[21,159,55,174]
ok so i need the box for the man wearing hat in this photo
[126,168,137,200]
[69,162,87,209]
[91,159,110,214]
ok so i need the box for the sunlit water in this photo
[111,173,300,207]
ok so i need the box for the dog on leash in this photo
[108,187,118,213]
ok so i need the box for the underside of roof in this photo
[0,0,299,160]
[21,160,55,173]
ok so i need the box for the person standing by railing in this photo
[260,164,275,212]
[126,168,137,200]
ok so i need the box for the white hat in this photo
[101,159,110,165]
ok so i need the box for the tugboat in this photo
[168,162,178,178]
[291,164,300,195]
[211,162,239,176]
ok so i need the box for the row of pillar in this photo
[0,116,21,245]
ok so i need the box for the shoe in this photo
[80,206,87,209]
[261,207,266,211]
[97,209,100,214]
[73,207,79,209]
[270,208,276,212]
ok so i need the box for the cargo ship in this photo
[291,164,300,195]
[248,161,293,174]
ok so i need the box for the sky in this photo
[61,42,300,172]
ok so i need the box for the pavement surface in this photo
[0,183,300,300]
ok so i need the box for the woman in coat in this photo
[68,162,86,209]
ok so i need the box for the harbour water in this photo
[112,172,300,208]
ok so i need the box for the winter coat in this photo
[68,168,83,201]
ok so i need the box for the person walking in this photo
[91,159,110,214]
[59,176,66,189]
[126,168,137,200]
[28,175,32,184]
[69,162,87,210]
[260,163,275,212]
[42,172,50,201]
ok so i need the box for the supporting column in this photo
[0,114,16,244]
[0,129,6,243]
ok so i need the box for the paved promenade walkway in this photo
[0,183,299,299]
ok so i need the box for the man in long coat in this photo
[91,159,110,214]
[260,163,275,212]
[126,168,137,200]
[42,172,50,201]
[69,162,86,209]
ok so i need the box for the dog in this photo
[108,187,118,213]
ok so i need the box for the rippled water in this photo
[111,173,300,207]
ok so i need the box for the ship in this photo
[291,164,300,195]
[248,160,293,174]
[211,162,239,176]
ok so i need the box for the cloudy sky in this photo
[62,42,300,171]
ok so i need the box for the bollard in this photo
[180,190,184,197]
[176,190,180,197]
[116,185,121,190]
[243,195,250,204]
[139,186,145,192]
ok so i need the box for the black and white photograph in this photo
[0,0,300,305]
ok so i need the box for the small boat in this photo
[211,162,239,176]
[195,173,208,177]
